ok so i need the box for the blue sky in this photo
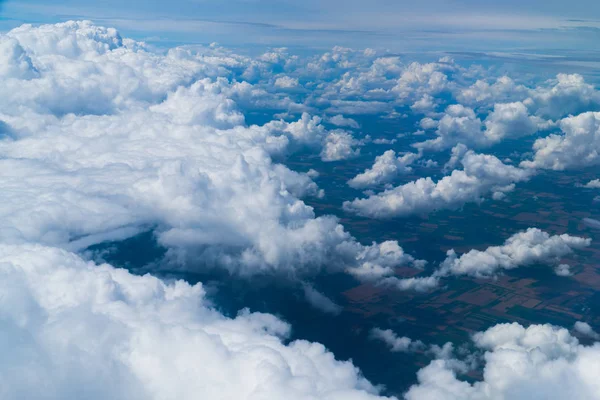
[2,0,600,52]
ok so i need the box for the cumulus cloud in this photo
[522,112,600,170]
[554,263,573,276]
[0,243,391,400]
[437,228,590,278]
[406,322,600,400]
[348,150,420,189]
[274,76,299,88]
[458,76,528,107]
[370,328,425,353]
[347,240,425,280]
[329,114,360,129]
[574,322,600,340]
[321,130,361,161]
[415,102,545,151]
[302,283,343,315]
[583,179,600,188]
[0,21,395,280]
[525,73,600,119]
[459,74,600,120]
[343,147,532,219]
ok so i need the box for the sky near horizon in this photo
[2,0,600,51]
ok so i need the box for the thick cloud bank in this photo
[0,243,390,400]
[344,147,532,219]
[0,21,417,279]
[0,21,416,400]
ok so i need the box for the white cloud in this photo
[302,283,343,315]
[406,322,600,400]
[583,218,600,230]
[348,240,425,281]
[459,74,600,120]
[274,76,299,88]
[574,322,600,340]
[392,61,452,102]
[415,102,545,151]
[522,112,600,170]
[320,131,361,161]
[458,76,528,107]
[525,73,600,119]
[344,147,532,219]
[348,150,420,189]
[329,114,360,129]
[583,179,600,188]
[554,263,573,276]
[0,243,391,400]
[370,328,425,353]
[377,276,441,292]
[0,22,392,280]
[437,228,590,278]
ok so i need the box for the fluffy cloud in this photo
[522,112,600,170]
[328,114,361,129]
[458,76,528,107]
[321,130,361,161]
[302,283,343,315]
[583,179,600,188]
[525,73,600,119]
[437,228,590,278]
[459,74,600,120]
[574,322,600,340]
[0,243,391,400]
[347,240,425,280]
[405,322,600,400]
[370,328,425,353]
[343,147,532,219]
[348,150,420,189]
[0,21,395,280]
[415,102,545,150]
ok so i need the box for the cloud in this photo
[329,114,361,129]
[406,322,600,400]
[370,328,425,353]
[302,283,343,315]
[554,263,573,276]
[361,228,589,292]
[274,76,299,88]
[583,218,600,230]
[343,147,532,219]
[0,21,402,281]
[436,228,590,278]
[524,73,600,119]
[348,150,420,189]
[458,76,528,107]
[583,179,600,188]
[574,322,600,340]
[414,102,546,151]
[377,276,441,292]
[320,130,361,161]
[0,242,391,400]
[522,112,600,170]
